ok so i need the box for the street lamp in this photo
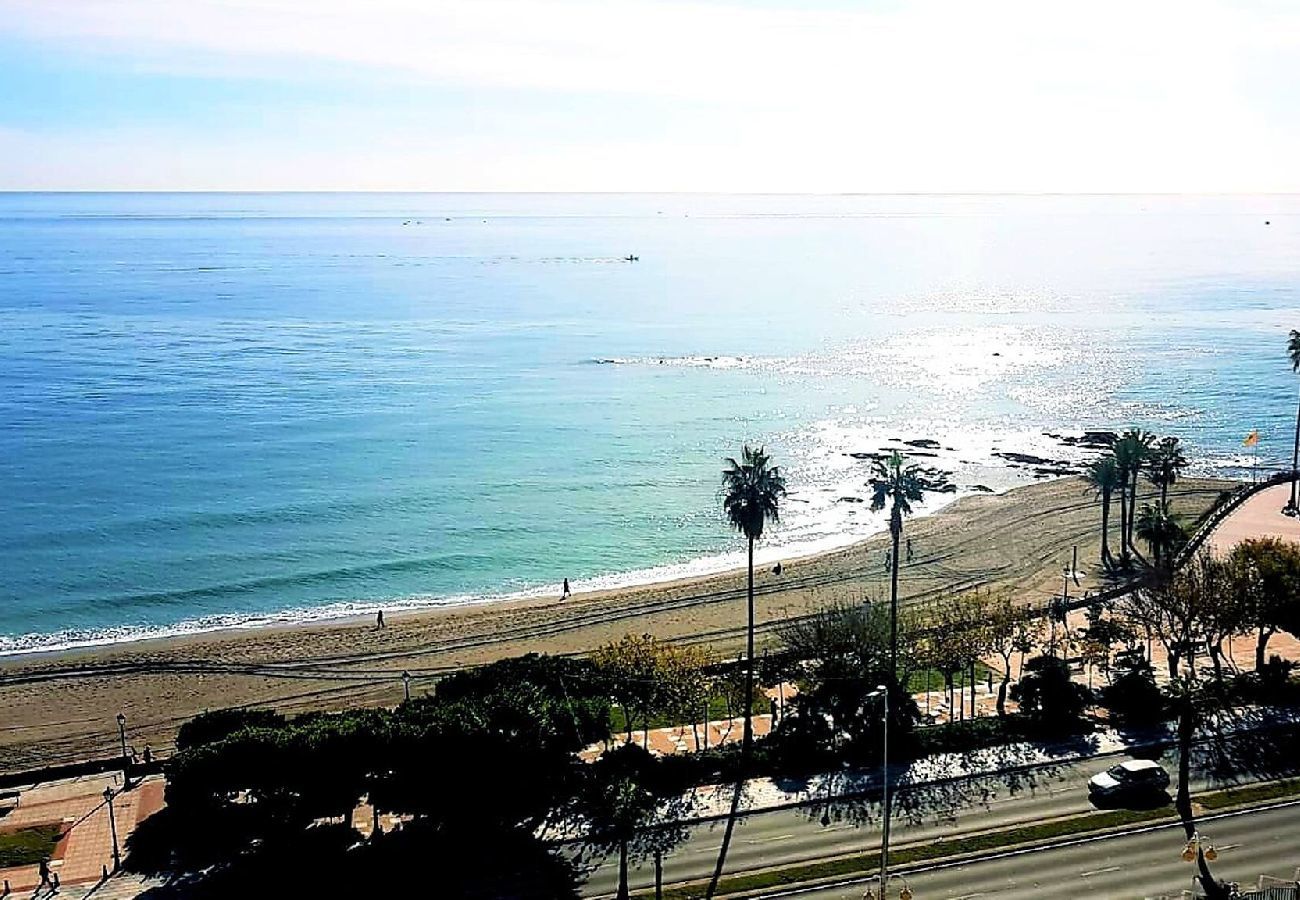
[103,787,121,872]
[862,873,913,900]
[866,683,891,895]
[116,713,127,763]
[1182,832,1219,863]
[401,671,411,703]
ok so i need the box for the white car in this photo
[1088,759,1171,798]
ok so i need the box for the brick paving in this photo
[0,773,165,894]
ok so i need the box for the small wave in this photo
[591,355,748,368]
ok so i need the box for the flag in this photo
[1244,430,1260,447]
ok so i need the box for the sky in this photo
[1,0,1299,192]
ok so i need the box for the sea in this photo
[1,193,1297,655]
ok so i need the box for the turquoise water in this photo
[1,193,1297,653]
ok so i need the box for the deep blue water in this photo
[1,193,1297,653]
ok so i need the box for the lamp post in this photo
[116,713,129,786]
[103,787,121,872]
[865,684,891,896]
[401,670,411,703]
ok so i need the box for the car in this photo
[1088,759,1170,798]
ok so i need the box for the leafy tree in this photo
[1229,537,1300,670]
[1121,550,1247,899]
[574,744,694,900]
[594,633,674,744]
[1084,455,1122,571]
[660,643,716,751]
[1009,655,1091,729]
[777,601,919,753]
[1099,656,1164,727]
[174,707,286,753]
[720,445,786,754]
[921,592,989,721]
[1121,552,1230,681]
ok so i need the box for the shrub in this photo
[175,708,285,752]
[1100,660,1165,727]
[1010,655,1093,728]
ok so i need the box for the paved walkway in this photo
[0,773,164,894]
[1207,482,1300,554]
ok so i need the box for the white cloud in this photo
[2,0,1299,190]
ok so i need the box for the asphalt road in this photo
[577,745,1280,897]
[763,800,1300,899]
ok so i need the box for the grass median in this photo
[643,776,1300,900]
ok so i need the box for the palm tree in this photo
[1147,435,1189,508]
[720,446,786,752]
[869,451,926,678]
[709,446,785,899]
[1114,429,1155,563]
[1136,500,1184,569]
[867,450,926,881]
[1084,455,1122,570]
[1288,330,1300,514]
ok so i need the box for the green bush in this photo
[175,707,286,752]
[1100,661,1165,726]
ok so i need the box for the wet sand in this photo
[0,476,1236,771]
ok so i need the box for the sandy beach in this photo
[0,476,1236,772]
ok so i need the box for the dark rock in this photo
[838,496,864,503]
[993,451,1058,466]
[904,439,942,449]
[968,484,995,493]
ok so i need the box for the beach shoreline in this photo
[0,475,1238,772]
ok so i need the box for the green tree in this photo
[1230,536,1300,670]
[1289,329,1300,514]
[720,445,786,753]
[576,744,692,900]
[593,633,673,745]
[1146,435,1189,508]
[1113,429,1155,564]
[869,450,927,682]
[709,446,785,900]
[982,592,1032,717]
[1135,500,1185,569]
[1121,550,1239,899]
[777,601,919,752]
[1084,455,1122,571]
[1010,655,1091,728]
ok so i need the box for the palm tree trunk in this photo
[618,839,630,900]
[743,536,755,754]
[1292,393,1300,512]
[1117,480,1129,564]
[1100,489,1112,569]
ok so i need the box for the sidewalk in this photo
[0,772,164,895]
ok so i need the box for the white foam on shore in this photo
[0,420,1128,659]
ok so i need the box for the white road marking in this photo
[1078,865,1122,877]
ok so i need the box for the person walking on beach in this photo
[561,578,571,600]
[376,610,385,629]
[906,537,914,563]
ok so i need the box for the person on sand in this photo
[906,538,914,563]
[561,578,571,600]
[771,561,783,576]
[376,610,385,629]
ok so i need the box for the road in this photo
[576,744,1283,897]
[759,800,1300,899]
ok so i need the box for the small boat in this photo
[625,254,639,262]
